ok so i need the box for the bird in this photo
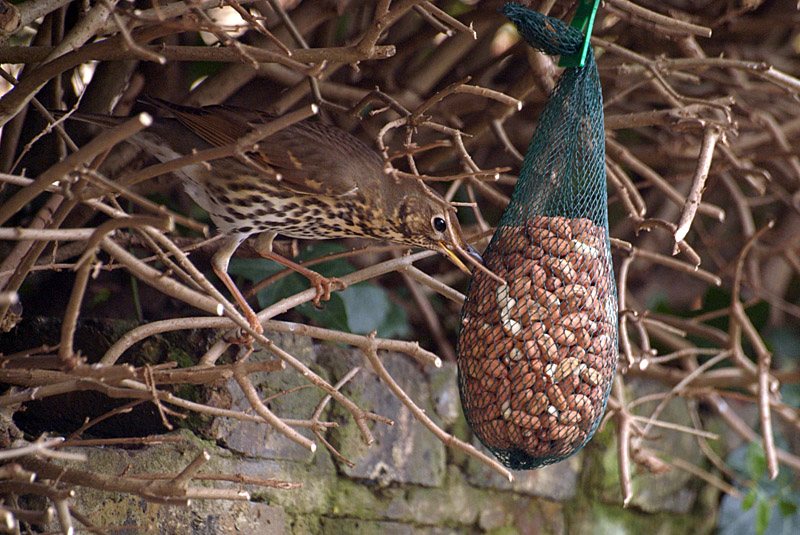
[63,98,482,334]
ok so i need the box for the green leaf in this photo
[755,499,771,535]
[255,272,305,310]
[378,298,410,339]
[339,284,389,335]
[778,498,798,517]
[297,295,350,333]
[717,480,800,535]
[746,300,771,333]
[294,282,405,336]
[87,288,111,309]
[229,243,354,310]
[746,441,767,480]
[333,12,352,42]
[696,286,769,347]
[228,257,285,283]
[780,384,800,412]
[743,489,758,511]
[296,243,356,278]
[228,242,410,336]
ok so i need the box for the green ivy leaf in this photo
[746,442,767,481]
[778,498,798,517]
[379,297,410,339]
[697,286,770,333]
[229,243,353,310]
[227,257,284,283]
[339,284,389,335]
[229,243,409,336]
[755,499,771,535]
[87,288,111,309]
[742,489,758,511]
[297,295,350,333]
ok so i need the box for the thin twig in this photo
[232,362,316,452]
[729,221,779,480]
[605,0,712,37]
[360,332,513,482]
[609,379,633,507]
[674,126,722,245]
[0,113,152,226]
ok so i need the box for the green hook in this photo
[558,0,601,68]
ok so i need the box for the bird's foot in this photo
[225,329,253,346]
[308,274,347,307]
[245,309,264,336]
[223,310,263,346]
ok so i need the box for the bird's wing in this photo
[145,98,370,197]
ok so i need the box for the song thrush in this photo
[67,98,481,334]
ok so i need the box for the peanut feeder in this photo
[456,3,618,470]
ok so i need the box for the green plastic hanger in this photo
[558,0,601,68]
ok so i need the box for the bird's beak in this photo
[438,241,472,274]
[437,210,484,275]
[438,240,484,276]
[463,242,484,265]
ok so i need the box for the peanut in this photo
[529,392,549,414]
[504,253,530,279]
[591,333,612,354]
[554,283,587,302]
[496,284,512,308]
[477,373,502,391]
[551,325,578,346]
[511,410,541,429]
[553,357,582,382]
[495,226,528,254]
[475,419,511,449]
[575,327,592,349]
[509,367,536,389]
[536,332,559,362]
[546,423,580,442]
[532,215,573,240]
[457,215,617,464]
[546,384,568,412]
[510,276,532,300]
[557,343,585,363]
[502,317,524,338]
[507,347,524,362]
[532,285,560,310]
[507,422,526,446]
[524,339,541,360]
[531,263,548,286]
[527,225,559,245]
[558,410,581,425]
[476,298,501,324]
[515,295,548,323]
[558,312,590,330]
[501,399,513,420]
[579,365,602,386]
[472,402,501,424]
[540,236,572,256]
[545,276,563,292]
[570,239,599,258]
[463,354,503,379]
[566,393,595,422]
[547,257,577,282]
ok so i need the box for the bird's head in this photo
[386,182,483,273]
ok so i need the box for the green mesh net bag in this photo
[456,3,618,470]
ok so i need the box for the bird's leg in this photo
[212,235,263,335]
[253,232,346,306]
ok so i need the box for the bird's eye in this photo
[432,216,447,233]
